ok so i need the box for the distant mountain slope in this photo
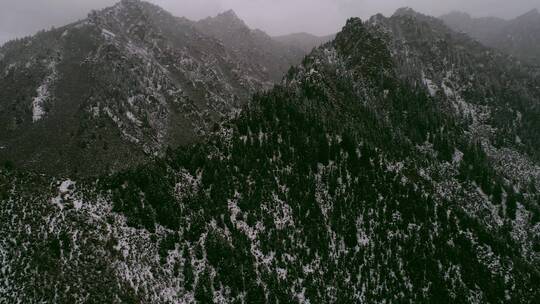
[274,32,335,52]
[2,7,540,303]
[195,10,306,82]
[390,7,540,158]
[441,9,540,65]
[0,0,306,176]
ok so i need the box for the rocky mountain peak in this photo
[515,8,540,23]
[392,7,444,26]
[393,7,421,18]
[201,9,247,30]
[118,0,142,6]
[339,17,366,36]
[219,9,241,20]
[108,0,150,16]
[90,0,155,30]
[195,10,306,82]
[368,13,386,24]
[104,0,173,24]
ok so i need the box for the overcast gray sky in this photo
[1,0,538,44]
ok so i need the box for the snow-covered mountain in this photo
[0,0,307,176]
[2,5,540,303]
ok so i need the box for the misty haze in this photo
[1,0,540,303]
[1,0,539,43]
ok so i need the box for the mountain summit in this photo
[0,1,307,176]
[195,9,305,82]
[215,9,244,23]
[198,9,249,32]
[393,6,421,17]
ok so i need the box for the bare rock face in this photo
[0,0,305,176]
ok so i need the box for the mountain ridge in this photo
[2,6,540,303]
[0,0,309,177]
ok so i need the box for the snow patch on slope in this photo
[59,179,75,193]
[31,60,58,122]
[422,71,438,96]
[101,28,116,39]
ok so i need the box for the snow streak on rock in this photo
[31,60,58,122]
